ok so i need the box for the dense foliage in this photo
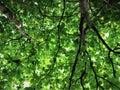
[0,0,120,90]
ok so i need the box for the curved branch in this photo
[53,0,66,63]
[69,41,81,89]
[97,75,120,89]
[86,51,104,90]
[108,51,116,77]
[0,2,34,40]
[92,26,120,54]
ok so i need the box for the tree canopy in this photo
[0,0,120,90]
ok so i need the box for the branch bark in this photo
[0,1,33,40]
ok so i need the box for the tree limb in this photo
[0,1,33,40]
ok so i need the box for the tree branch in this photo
[0,1,34,40]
